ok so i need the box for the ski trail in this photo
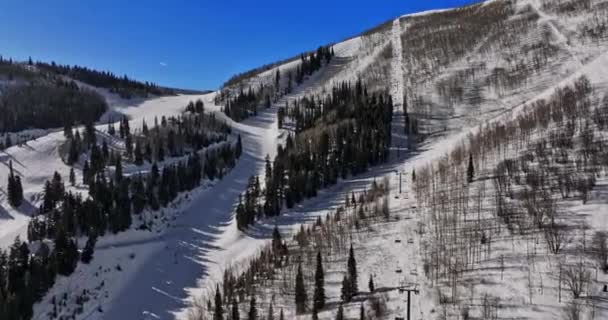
[391,18,405,109]
[528,0,584,68]
[390,17,409,158]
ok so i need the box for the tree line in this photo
[0,75,107,133]
[35,61,174,99]
[65,99,233,175]
[237,80,393,230]
[221,46,334,122]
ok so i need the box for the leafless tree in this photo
[592,231,608,272]
[563,262,591,299]
[563,300,582,320]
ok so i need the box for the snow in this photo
[1,0,607,319]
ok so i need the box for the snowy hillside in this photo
[1,0,608,319]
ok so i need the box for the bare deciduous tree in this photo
[592,231,608,272]
[563,262,591,299]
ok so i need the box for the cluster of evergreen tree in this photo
[0,79,107,133]
[0,232,79,320]
[29,139,241,242]
[294,244,359,316]
[237,81,393,229]
[6,161,23,207]
[294,46,334,85]
[35,61,174,99]
[66,100,232,173]
[222,46,334,123]
[223,87,261,122]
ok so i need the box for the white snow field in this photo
[0,0,607,319]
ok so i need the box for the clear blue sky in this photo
[1,0,480,90]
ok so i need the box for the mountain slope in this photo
[1,0,608,319]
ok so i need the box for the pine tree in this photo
[313,251,325,311]
[347,244,358,296]
[125,134,133,158]
[108,120,116,136]
[81,234,96,264]
[231,299,240,320]
[278,309,284,320]
[114,155,123,183]
[368,275,374,292]
[412,169,416,182]
[275,69,281,91]
[83,160,91,185]
[335,304,344,320]
[467,153,474,183]
[341,275,351,302]
[295,262,307,314]
[236,135,243,158]
[214,284,224,320]
[266,303,274,320]
[69,168,76,186]
[7,161,23,207]
[247,296,257,320]
[311,307,319,320]
[134,140,144,165]
[359,303,365,320]
[272,225,282,253]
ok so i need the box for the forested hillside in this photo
[0,56,175,137]
[2,0,608,319]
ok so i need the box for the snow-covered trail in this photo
[391,18,404,109]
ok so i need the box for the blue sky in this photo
[1,0,480,90]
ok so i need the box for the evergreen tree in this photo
[335,304,344,320]
[125,133,133,158]
[359,303,365,320]
[279,309,284,320]
[295,262,307,314]
[347,244,358,295]
[83,160,91,185]
[267,303,274,320]
[341,275,352,302]
[131,176,146,215]
[236,134,243,158]
[368,275,374,292]
[275,69,281,91]
[313,251,325,311]
[134,140,144,165]
[81,234,97,264]
[7,161,23,207]
[54,228,79,275]
[231,299,240,320]
[108,120,116,136]
[272,225,282,253]
[214,284,224,320]
[247,296,257,320]
[467,153,474,183]
[69,168,76,186]
[114,155,123,183]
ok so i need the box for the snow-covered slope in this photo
[2,0,608,319]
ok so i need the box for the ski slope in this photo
[1,0,607,319]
